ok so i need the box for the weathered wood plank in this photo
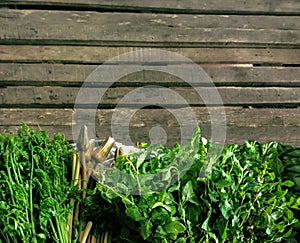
[51,124,300,149]
[1,124,299,147]
[1,107,299,146]
[0,108,73,125]
[1,10,300,46]
[1,46,300,64]
[3,0,300,14]
[95,107,300,127]
[2,107,299,127]
[1,63,299,86]
[107,125,300,147]
[1,86,300,106]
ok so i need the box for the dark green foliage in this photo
[0,125,73,243]
[83,128,300,243]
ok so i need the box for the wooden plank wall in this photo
[0,0,299,147]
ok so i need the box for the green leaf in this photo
[276,221,287,233]
[185,204,200,225]
[116,182,129,194]
[168,233,178,240]
[220,198,232,220]
[220,219,228,239]
[136,153,147,170]
[287,149,300,157]
[208,191,219,202]
[175,237,187,243]
[201,217,210,231]
[163,221,186,235]
[125,207,143,222]
[280,181,295,187]
[215,171,232,189]
[282,227,293,238]
[37,233,46,239]
[287,165,300,173]
[161,204,174,214]
[151,207,169,222]
[152,202,163,209]
[182,181,199,205]
[208,232,219,242]
[285,208,294,221]
[141,219,153,240]
[155,225,168,239]
[231,214,239,227]
[292,175,300,189]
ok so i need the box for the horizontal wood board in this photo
[2,0,300,14]
[0,63,299,87]
[0,10,300,46]
[1,107,299,147]
[1,46,300,65]
[1,86,300,106]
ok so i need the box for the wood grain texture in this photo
[1,107,299,146]
[1,46,300,64]
[0,10,299,46]
[1,86,300,106]
[1,63,299,86]
[0,1,299,147]
[3,0,300,14]
[2,124,299,147]
[2,107,299,126]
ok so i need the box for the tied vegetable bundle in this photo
[83,127,300,243]
[0,125,74,243]
[0,125,103,243]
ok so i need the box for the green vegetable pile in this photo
[0,125,299,242]
[0,125,73,243]
[83,127,300,243]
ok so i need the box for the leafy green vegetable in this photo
[0,125,74,243]
[83,127,300,242]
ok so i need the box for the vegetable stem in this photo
[80,221,93,243]
[91,235,97,243]
[29,149,37,243]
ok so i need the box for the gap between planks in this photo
[1,0,300,15]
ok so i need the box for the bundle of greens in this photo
[83,127,300,243]
[0,125,73,243]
